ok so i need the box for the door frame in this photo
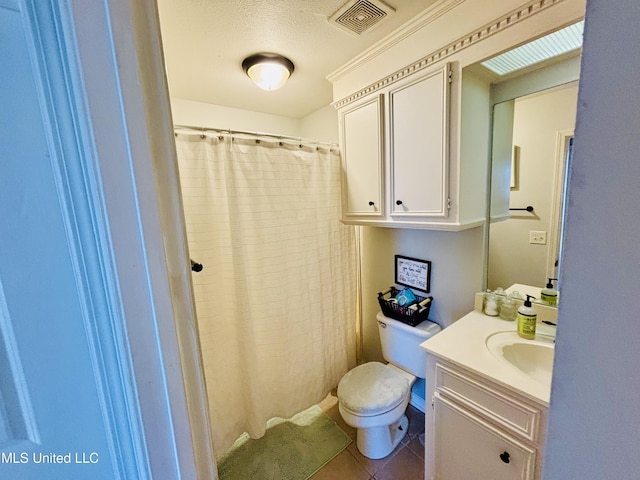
[22,0,216,477]
[547,129,574,281]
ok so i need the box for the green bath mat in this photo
[218,405,352,480]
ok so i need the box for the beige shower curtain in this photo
[175,131,357,457]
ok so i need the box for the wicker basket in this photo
[377,287,433,327]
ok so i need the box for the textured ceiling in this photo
[157,0,438,119]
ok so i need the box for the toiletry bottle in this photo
[541,278,558,306]
[517,295,537,339]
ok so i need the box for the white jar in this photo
[484,292,499,316]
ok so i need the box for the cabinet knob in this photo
[499,452,510,464]
[368,201,375,206]
[396,200,403,206]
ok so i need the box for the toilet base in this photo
[356,414,409,459]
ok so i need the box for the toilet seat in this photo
[337,362,410,416]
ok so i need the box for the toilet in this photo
[337,311,441,459]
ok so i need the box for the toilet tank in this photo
[377,312,441,378]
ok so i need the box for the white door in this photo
[0,2,137,478]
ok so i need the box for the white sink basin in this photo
[485,331,555,385]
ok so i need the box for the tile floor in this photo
[311,390,425,480]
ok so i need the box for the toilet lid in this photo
[337,362,410,416]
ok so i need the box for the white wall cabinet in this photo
[338,64,451,228]
[337,62,488,230]
[426,359,546,480]
[340,94,385,218]
[389,66,449,219]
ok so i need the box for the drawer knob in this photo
[368,201,375,206]
[499,451,510,464]
[396,200,403,206]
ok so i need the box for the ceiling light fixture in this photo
[242,53,295,91]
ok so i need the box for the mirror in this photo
[472,22,584,304]
[488,81,578,296]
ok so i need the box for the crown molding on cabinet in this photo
[331,0,567,110]
[326,0,465,83]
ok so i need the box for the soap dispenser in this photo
[541,278,558,306]
[517,295,537,340]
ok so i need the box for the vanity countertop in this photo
[420,310,556,407]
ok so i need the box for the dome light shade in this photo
[242,53,295,91]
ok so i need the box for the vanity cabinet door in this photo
[339,94,385,219]
[389,64,450,219]
[433,392,536,480]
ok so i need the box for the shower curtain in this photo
[174,131,357,457]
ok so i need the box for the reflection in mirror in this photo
[488,83,578,293]
[477,20,585,305]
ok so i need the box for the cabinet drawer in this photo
[435,362,541,442]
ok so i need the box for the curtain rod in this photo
[174,124,338,149]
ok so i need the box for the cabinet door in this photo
[339,94,384,218]
[434,392,536,480]
[389,64,450,218]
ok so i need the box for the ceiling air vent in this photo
[329,0,395,36]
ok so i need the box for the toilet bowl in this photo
[337,312,441,459]
[338,362,414,459]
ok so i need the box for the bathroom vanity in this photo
[420,299,557,479]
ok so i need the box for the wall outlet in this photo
[529,230,547,245]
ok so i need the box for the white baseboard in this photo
[410,392,426,413]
